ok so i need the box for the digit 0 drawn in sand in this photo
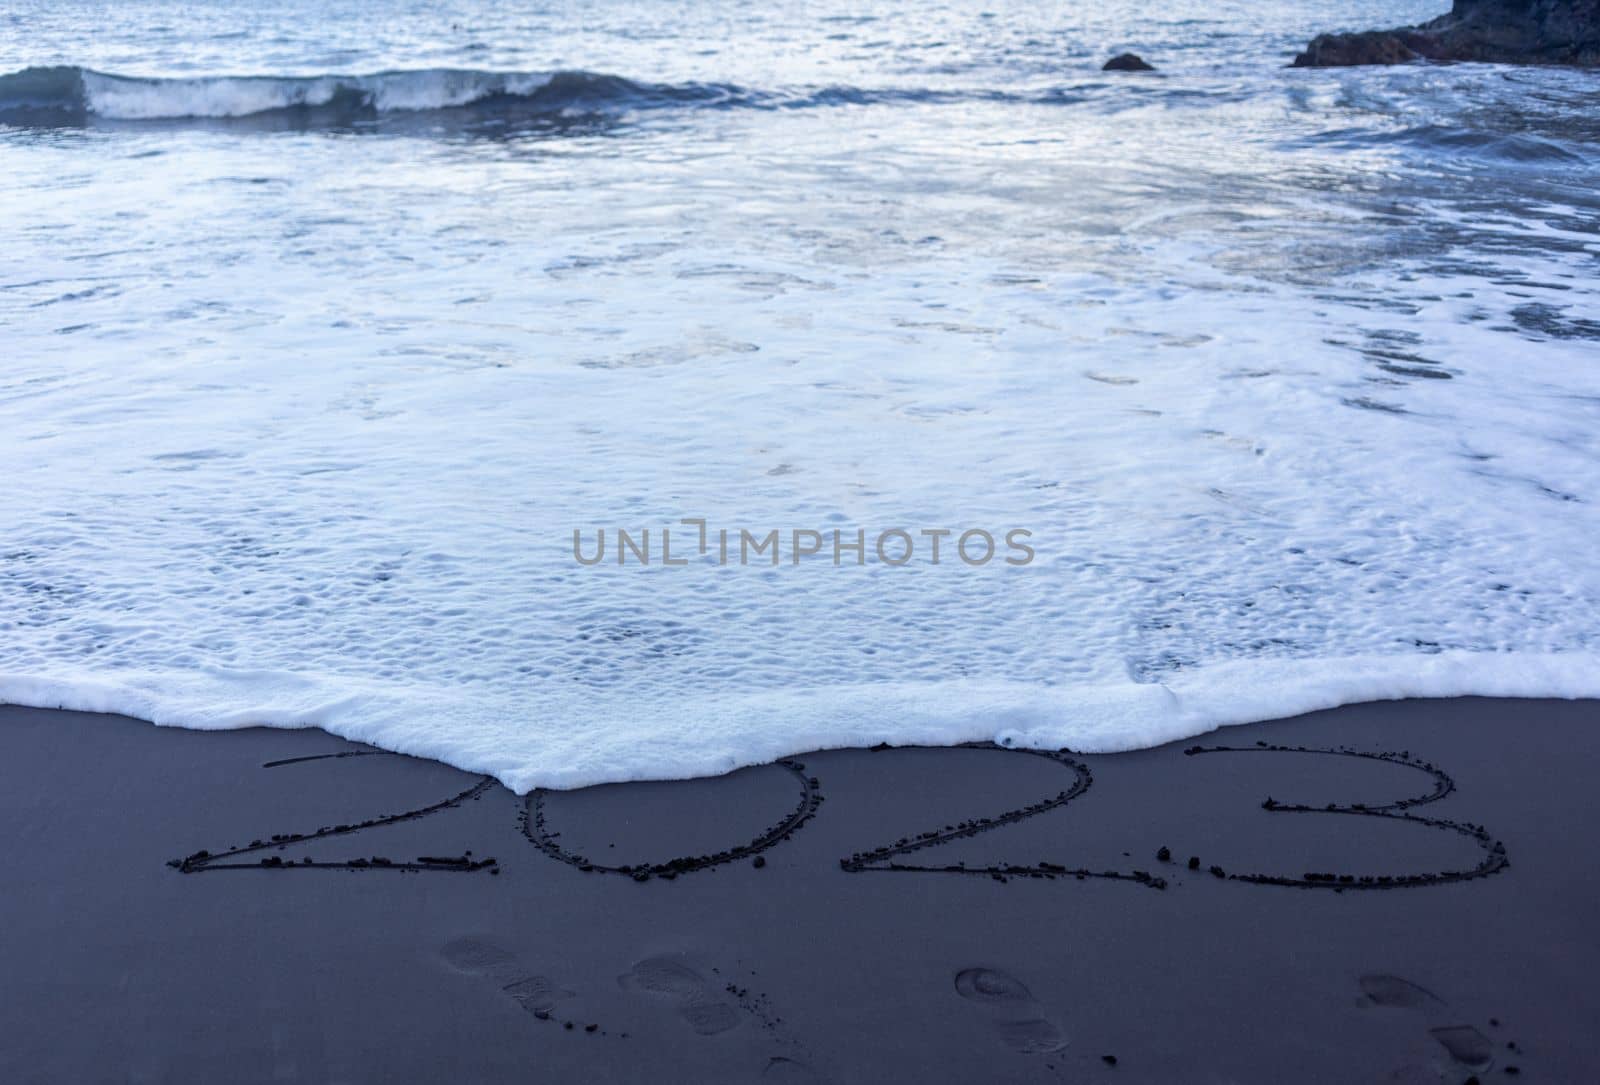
[523,759,823,881]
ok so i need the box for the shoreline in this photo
[7,649,1600,792]
[4,696,1598,1081]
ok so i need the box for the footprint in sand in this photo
[1358,973,1498,1078]
[762,1055,830,1083]
[954,967,1068,1056]
[1360,974,1445,1011]
[619,955,741,1036]
[440,936,519,978]
[441,936,576,1023]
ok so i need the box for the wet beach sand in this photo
[2,697,1597,1083]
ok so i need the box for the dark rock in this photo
[1294,1,1600,68]
[1102,1054,1119,1066]
[1102,52,1155,71]
[1295,29,1423,66]
[1156,846,1171,862]
[1187,856,1200,870]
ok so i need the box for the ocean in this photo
[2,0,1598,790]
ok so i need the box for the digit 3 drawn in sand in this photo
[953,967,1069,1060]
[1180,744,1509,890]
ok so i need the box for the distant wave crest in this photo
[0,65,749,126]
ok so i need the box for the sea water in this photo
[2,1,1598,790]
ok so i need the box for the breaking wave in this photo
[0,65,753,127]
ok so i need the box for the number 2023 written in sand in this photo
[169,742,1508,892]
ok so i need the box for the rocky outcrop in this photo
[1102,53,1156,71]
[1293,0,1600,67]
[1294,30,1430,66]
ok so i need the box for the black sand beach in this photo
[3,698,1598,1083]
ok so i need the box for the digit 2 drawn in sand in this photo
[522,759,823,880]
[838,745,1167,889]
[168,751,499,874]
[1180,742,1509,890]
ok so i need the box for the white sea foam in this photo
[2,1,1598,790]
[76,69,573,120]
[5,651,1598,793]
